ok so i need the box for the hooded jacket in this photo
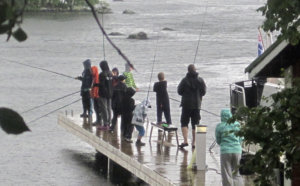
[177,71,206,109]
[153,81,170,107]
[122,87,136,114]
[215,109,242,154]
[98,61,113,98]
[123,63,137,89]
[112,81,127,113]
[91,66,99,98]
[80,59,93,95]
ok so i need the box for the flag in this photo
[258,33,264,56]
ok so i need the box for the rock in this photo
[162,27,175,31]
[109,32,124,36]
[123,9,135,14]
[128,32,148,40]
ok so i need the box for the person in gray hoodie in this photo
[215,109,244,186]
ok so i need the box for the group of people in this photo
[77,60,243,185]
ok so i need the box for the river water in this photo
[0,0,265,185]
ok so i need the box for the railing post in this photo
[196,124,207,170]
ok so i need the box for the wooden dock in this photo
[57,113,222,186]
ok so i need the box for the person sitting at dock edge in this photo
[153,72,172,124]
[215,109,244,186]
[177,64,206,149]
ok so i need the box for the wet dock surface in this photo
[58,114,222,186]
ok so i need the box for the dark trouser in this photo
[111,110,121,130]
[122,113,134,139]
[93,98,101,123]
[157,104,172,124]
[180,108,200,130]
[98,97,111,126]
[81,91,91,115]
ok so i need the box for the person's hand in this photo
[136,88,139,92]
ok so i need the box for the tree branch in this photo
[84,0,137,71]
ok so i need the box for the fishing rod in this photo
[193,0,209,64]
[146,32,160,101]
[101,8,106,60]
[28,98,81,124]
[84,0,136,71]
[21,90,80,114]
[169,97,220,117]
[3,58,76,80]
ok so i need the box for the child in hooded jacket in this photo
[91,66,102,125]
[153,72,172,124]
[121,87,136,142]
[77,59,93,118]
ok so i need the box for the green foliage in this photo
[258,0,300,45]
[0,0,27,42]
[230,80,300,185]
[0,107,30,135]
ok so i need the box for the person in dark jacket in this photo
[76,59,93,118]
[153,72,172,124]
[122,87,136,143]
[110,75,127,132]
[177,64,206,148]
[95,60,113,130]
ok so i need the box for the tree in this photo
[0,0,27,42]
[230,80,300,185]
[258,0,300,45]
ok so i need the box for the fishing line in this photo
[28,98,81,124]
[3,58,76,80]
[21,90,80,114]
[193,0,209,64]
[146,32,160,101]
[169,97,220,117]
[101,9,106,60]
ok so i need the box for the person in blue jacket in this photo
[76,59,93,118]
[215,109,244,186]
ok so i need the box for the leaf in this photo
[12,27,27,42]
[0,107,30,135]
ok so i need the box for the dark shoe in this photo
[80,113,88,118]
[192,145,195,149]
[136,140,145,146]
[179,143,188,148]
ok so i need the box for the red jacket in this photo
[91,66,99,98]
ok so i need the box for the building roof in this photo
[245,39,289,78]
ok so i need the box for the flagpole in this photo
[258,27,265,50]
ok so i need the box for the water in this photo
[0,0,265,185]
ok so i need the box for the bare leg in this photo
[181,126,188,144]
[192,129,195,146]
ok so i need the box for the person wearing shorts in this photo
[177,64,206,149]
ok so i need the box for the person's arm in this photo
[198,77,206,96]
[153,82,158,92]
[177,79,185,95]
[215,124,221,145]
